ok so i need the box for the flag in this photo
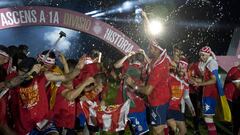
[81,100,130,132]
[206,58,232,122]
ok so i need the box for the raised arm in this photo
[58,53,69,73]
[114,51,135,69]
[61,77,95,101]
[138,49,150,64]
[45,55,86,82]
[4,64,42,89]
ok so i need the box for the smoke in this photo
[0,0,23,7]
[43,27,79,52]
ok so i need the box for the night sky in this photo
[0,0,239,63]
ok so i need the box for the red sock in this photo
[206,122,217,135]
[164,126,169,135]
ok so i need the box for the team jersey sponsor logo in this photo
[19,81,40,109]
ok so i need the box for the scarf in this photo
[49,66,63,110]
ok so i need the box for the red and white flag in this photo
[80,100,130,132]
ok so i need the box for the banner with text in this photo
[0,6,140,54]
